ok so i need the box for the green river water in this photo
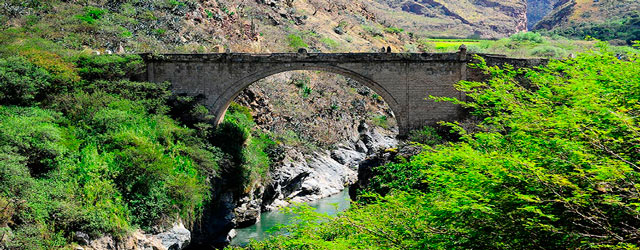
[230,187,352,246]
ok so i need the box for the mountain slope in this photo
[0,0,420,53]
[533,0,640,43]
[371,0,527,38]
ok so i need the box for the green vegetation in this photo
[383,26,404,34]
[416,33,637,59]
[509,31,544,43]
[371,115,389,129]
[75,7,106,25]
[0,33,277,247]
[287,34,308,49]
[361,24,384,37]
[538,15,640,45]
[320,37,339,50]
[0,57,52,106]
[237,45,640,249]
[291,75,313,98]
[407,126,442,146]
[0,56,215,247]
[216,102,278,192]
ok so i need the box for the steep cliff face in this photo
[373,0,528,38]
[527,0,565,29]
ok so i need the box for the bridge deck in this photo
[139,52,530,63]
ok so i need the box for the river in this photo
[230,187,352,246]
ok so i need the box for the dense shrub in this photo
[407,126,443,146]
[0,51,221,247]
[75,54,145,81]
[530,45,568,58]
[75,6,107,25]
[287,34,308,49]
[19,49,80,86]
[384,26,404,34]
[542,16,640,45]
[84,80,171,114]
[509,32,545,43]
[0,56,51,106]
[212,102,276,193]
[0,107,66,176]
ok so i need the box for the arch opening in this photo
[212,65,404,137]
[217,67,400,149]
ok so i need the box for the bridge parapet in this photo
[140,52,470,63]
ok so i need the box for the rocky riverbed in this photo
[190,122,398,248]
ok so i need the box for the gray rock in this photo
[331,148,365,168]
[355,140,368,153]
[234,196,262,228]
[74,231,91,246]
[155,222,191,250]
[227,229,237,241]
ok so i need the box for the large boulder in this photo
[155,222,191,250]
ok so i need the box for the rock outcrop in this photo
[79,222,190,250]
[258,122,397,211]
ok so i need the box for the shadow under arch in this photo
[211,64,405,132]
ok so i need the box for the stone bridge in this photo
[140,49,546,136]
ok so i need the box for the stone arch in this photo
[210,64,406,133]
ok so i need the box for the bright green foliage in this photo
[0,52,223,247]
[235,192,441,250]
[75,7,107,25]
[301,86,312,98]
[215,102,276,193]
[287,34,308,49]
[362,25,384,37]
[240,46,640,249]
[76,7,107,24]
[384,27,404,34]
[75,54,145,81]
[320,37,339,50]
[509,32,545,43]
[372,115,389,129]
[0,57,51,106]
[19,49,81,91]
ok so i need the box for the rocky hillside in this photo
[0,0,534,57]
[370,0,527,38]
[534,0,639,29]
[532,0,640,43]
[0,0,419,53]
